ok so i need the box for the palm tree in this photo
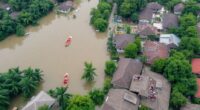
[23,68,43,83]
[82,62,97,82]
[0,89,10,110]
[19,77,37,98]
[49,87,71,110]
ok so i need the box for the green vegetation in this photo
[90,1,112,32]
[67,95,95,110]
[124,37,141,58]
[151,51,197,109]
[104,60,117,77]
[107,35,119,60]
[0,67,43,110]
[0,0,54,41]
[38,105,50,110]
[48,87,71,110]
[139,104,151,110]
[89,89,105,106]
[82,62,97,82]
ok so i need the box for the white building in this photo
[159,34,180,48]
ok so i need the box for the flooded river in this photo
[0,0,109,109]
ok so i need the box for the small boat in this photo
[65,36,72,47]
[63,73,69,87]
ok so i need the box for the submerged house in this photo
[102,89,140,110]
[137,24,158,39]
[139,2,163,23]
[113,34,135,53]
[112,58,143,89]
[57,1,73,13]
[159,34,180,48]
[22,91,56,110]
[174,3,184,15]
[143,41,169,65]
[162,13,178,30]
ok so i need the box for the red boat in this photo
[63,73,69,87]
[65,36,72,47]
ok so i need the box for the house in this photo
[162,13,178,30]
[195,78,200,98]
[174,3,184,15]
[113,34,135,53]
[192,59,200,75]
[102,89,140,110]
[137,24,159,39]
[143,41,169,64]
[112,58,143,89]
[58,1,73,13]
[22,91,56,110]
[159,34,180,48]
[181,104,200,110]
[129,67,171,110]
[139,2,163,23]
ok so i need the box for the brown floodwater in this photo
[0,0,109,109]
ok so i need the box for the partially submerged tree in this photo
[82,62,97,82]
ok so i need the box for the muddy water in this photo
[0,0,109,109]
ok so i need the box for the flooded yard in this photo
[0,0,109,109]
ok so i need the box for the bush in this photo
[16,24,25,36]
[151,59,167,74]
[89,89,105,106]
[104,60,117,77]
[94,18,108,32]
[124,43,138,58]
[103,77,112,94]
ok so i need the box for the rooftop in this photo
[174,3,184,14]
[140,67,171,110]
[102,89,140,110]
[22,91,56,110]
[192,59,200,74]
[196,78,200,98]
[112,58,143,89]
[159,34,180,47]
[162,13,178,29]
[137,24,158,37]
[143,41,169,64]
[58,1,73,11]
[113,34,135,50]
[181,104,200,110]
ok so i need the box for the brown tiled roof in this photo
[137,24,158,36]
[174,3,184,13]
[102,89,140,110]
[147,2,162,11]
[113,34,135,50]
[143,41,169,64]
[139,8,154,21]
[162,13,178,29]
[112,58,143,89]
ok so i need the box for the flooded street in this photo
[0,0,109,109]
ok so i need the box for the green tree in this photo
[151,59,167,74]
[67,95,95,110]
[139,104,151,110]
[89,89,105,106]
[180,13,197,29]
[104,60,117,77]
[103,77,112,94]
[131,13,139,23]
[179,37,200,54]
[48,87,71,110]
[19,77,37,97]
[170,90,187,109]
[16,24,25,36]
[0,89,10,110]
[124,43,138,58]
[23,68,43,83]
[82,62,97,82]
[94,18,108,32]
[134,37,141,51]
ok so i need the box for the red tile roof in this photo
[192,59,200,74]
[195,78,200,98]
[143,41,169,64]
